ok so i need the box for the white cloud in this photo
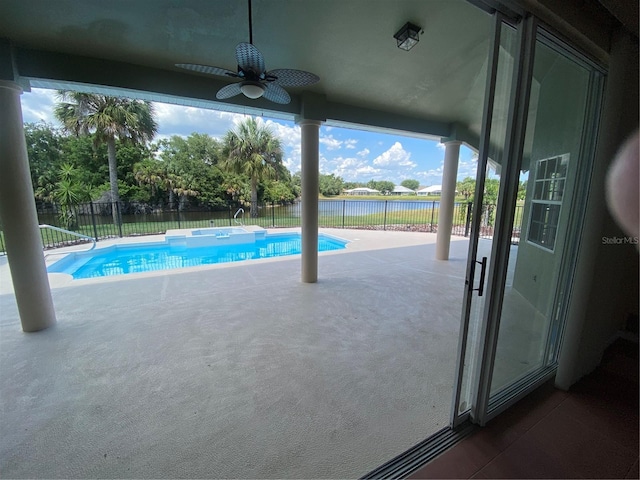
[355,165,383,177]
[373,142,416,168]
[456,158,478,180]
[262,119,301,172]
[344,139,358,149]
[357,148,370,158]
[152,103,242,139]
[436,142,446,151]
[21,88,58,125]
[321,155,385,181]
[263,119,300,149]
[319,134,342,150]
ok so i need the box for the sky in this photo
[20,88,479,187]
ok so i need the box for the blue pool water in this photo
[48,232,348,279]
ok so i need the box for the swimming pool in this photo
[47,232,348,279]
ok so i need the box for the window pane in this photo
[534,181,543,199]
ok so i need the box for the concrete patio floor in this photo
[0,228,472,478]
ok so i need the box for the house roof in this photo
[418,185,443,193]
[345,187,380,193]
[392,185,416,193]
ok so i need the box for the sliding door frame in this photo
[469,13,537,426]
[450,10,509,429]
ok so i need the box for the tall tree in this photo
[401,179,419,191]
[319,173,344,196]
[221,118,283,217]
[54,91,158,226]
[155,134,226,206]
[24,122,64,201]
[367,179,394,195]
[456,177,476,201]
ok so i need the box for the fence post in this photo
[116,202,123,238]
[430,201,436,233]
[383,200,388,231]
[89,201,99,241]
[228,205,233,226]
[272,201,275,227]
[176,204,181,229]
[342,200,346,229]
[464,202,473,237]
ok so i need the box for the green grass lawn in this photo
[0,201,524,253]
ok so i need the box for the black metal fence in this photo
[0,200,524,252]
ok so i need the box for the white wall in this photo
[556,28,639,389]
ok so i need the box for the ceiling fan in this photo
[175,0,319,105]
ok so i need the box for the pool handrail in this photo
[39,224,97,257]
[234,208,244,226]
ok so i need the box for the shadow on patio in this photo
[0,229,470,478]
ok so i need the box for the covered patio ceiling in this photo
[1,0,495,144]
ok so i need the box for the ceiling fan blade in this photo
[236,42,265,74]
[263,83,291,104]
[216,83,243,100]
[267,69,320,87]
[175,64,238,77]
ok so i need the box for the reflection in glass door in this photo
[452,12,604,426]
[487,34,604,411]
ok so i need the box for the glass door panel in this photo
[488,38,594,399]
[451,17,518,426]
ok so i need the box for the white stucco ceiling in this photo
[0,0,496,144]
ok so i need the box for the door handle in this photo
[467,256,487,297]
[475,256,487,296]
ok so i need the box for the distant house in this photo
[391,185,417,196]
[344,187,381,195]
[417,185,442,196]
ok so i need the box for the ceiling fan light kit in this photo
[240,82,265,99]
[394,22,423,51]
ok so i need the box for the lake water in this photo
[38,199,448,226]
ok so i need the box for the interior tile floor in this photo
[409,337,639,479]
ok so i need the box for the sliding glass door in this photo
[451,13,519,427]
[486,32,604,417]
[452,10,604,426]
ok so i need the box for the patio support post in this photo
[0,80,56,332]
[436,140,461,260]
[299,119,321,283]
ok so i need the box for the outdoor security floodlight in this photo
[394,22,422,51]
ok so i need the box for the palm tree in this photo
[54,91,158,227]
[134,160,163,202]
[172,174,200,210]
[53,163,93,230]
[221,118,283,218]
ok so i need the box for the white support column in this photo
[0,80,56,332]
[436,140,461,260]
[299,119,321,283]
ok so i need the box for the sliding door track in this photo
[361,421,476,479]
